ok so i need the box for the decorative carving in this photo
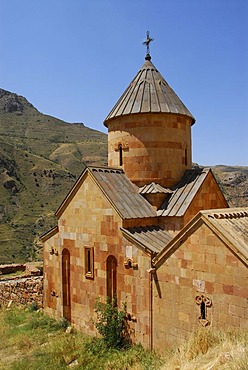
[124,258,138,269]
[49,247,58,255]
[126,313,137,322]
[114,142,129,151]
[195,295,212,327]
[211,211,248,220]
[195,295,212,307]
[51,290,58,298]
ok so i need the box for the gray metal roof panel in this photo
[158,168,210,217]
[121,225,173,253]
[89,166,157,219]
[104,60,195,125]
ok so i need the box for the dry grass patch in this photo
[162,328,248,370]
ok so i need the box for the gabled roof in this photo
[158,168,211,217]
[89,167,157,219]
[154,207,248,267]
[139,182,173,195]
[201,208,248,264]
[40,225,58,242]
[104,59,195,126]
[56,166,157,220]
[121,225,172,254]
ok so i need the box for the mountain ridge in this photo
[0,89,247,263]
[0,88,107,263]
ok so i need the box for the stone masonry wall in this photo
[153,222,248,349]
[43,173,153,348]
[184,172,228,226]
[0,276,43,308]
[107,113,192,188]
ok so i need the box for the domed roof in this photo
[104,59,195,126]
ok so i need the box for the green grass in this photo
[0,90,107,263]
[0,306,163,370]
[0,306,247,370]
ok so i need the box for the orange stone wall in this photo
[43,173,153,348]
[159,216,183,235]
[153,222,248,349]
[43,231,63,319]
[107,113,192,188]
[158,172,228,235]
[183,172,228,226]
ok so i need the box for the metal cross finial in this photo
[142,31,154,60]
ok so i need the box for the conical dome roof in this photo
[104,59,195,126]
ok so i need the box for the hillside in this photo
[0,89,247,263]
[0,89,107,263]
[211,165,248,207]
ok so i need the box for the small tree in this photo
[93,296,130,349]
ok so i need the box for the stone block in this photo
[205,281,214,294]
[223,284,234,295]
[233,286,248,299]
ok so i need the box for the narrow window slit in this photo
[119,145,123,166]
[200,301,206,320]
[85,247,94,279]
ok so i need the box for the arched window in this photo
[84,246,94,279]
[62,248,71,321]
[106,255,117,301]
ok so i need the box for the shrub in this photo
[55,316,70,330]
[93,296,130,349]
[29,301,38,312]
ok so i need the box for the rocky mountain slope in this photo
[0,89,247,263]
[211,165,248,208]
[0,89,107,263]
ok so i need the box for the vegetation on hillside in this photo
[0,88,247,263]
[0,305,247,369]
[0,89,107,263]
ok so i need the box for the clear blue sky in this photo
[1,0,247,166]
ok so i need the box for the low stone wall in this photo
[0,276,43,308]
[0,264,26,275]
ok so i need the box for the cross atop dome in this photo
[142,31,154,60]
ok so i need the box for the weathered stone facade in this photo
[42,52,247,351]
[153,217,248,349]
[182,171,228,226]
[107,113,192,188]
[43,173,154,347]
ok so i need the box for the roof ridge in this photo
[203,208,248,220]
[88,165,124,174]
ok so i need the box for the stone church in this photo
[42,39,248,349]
